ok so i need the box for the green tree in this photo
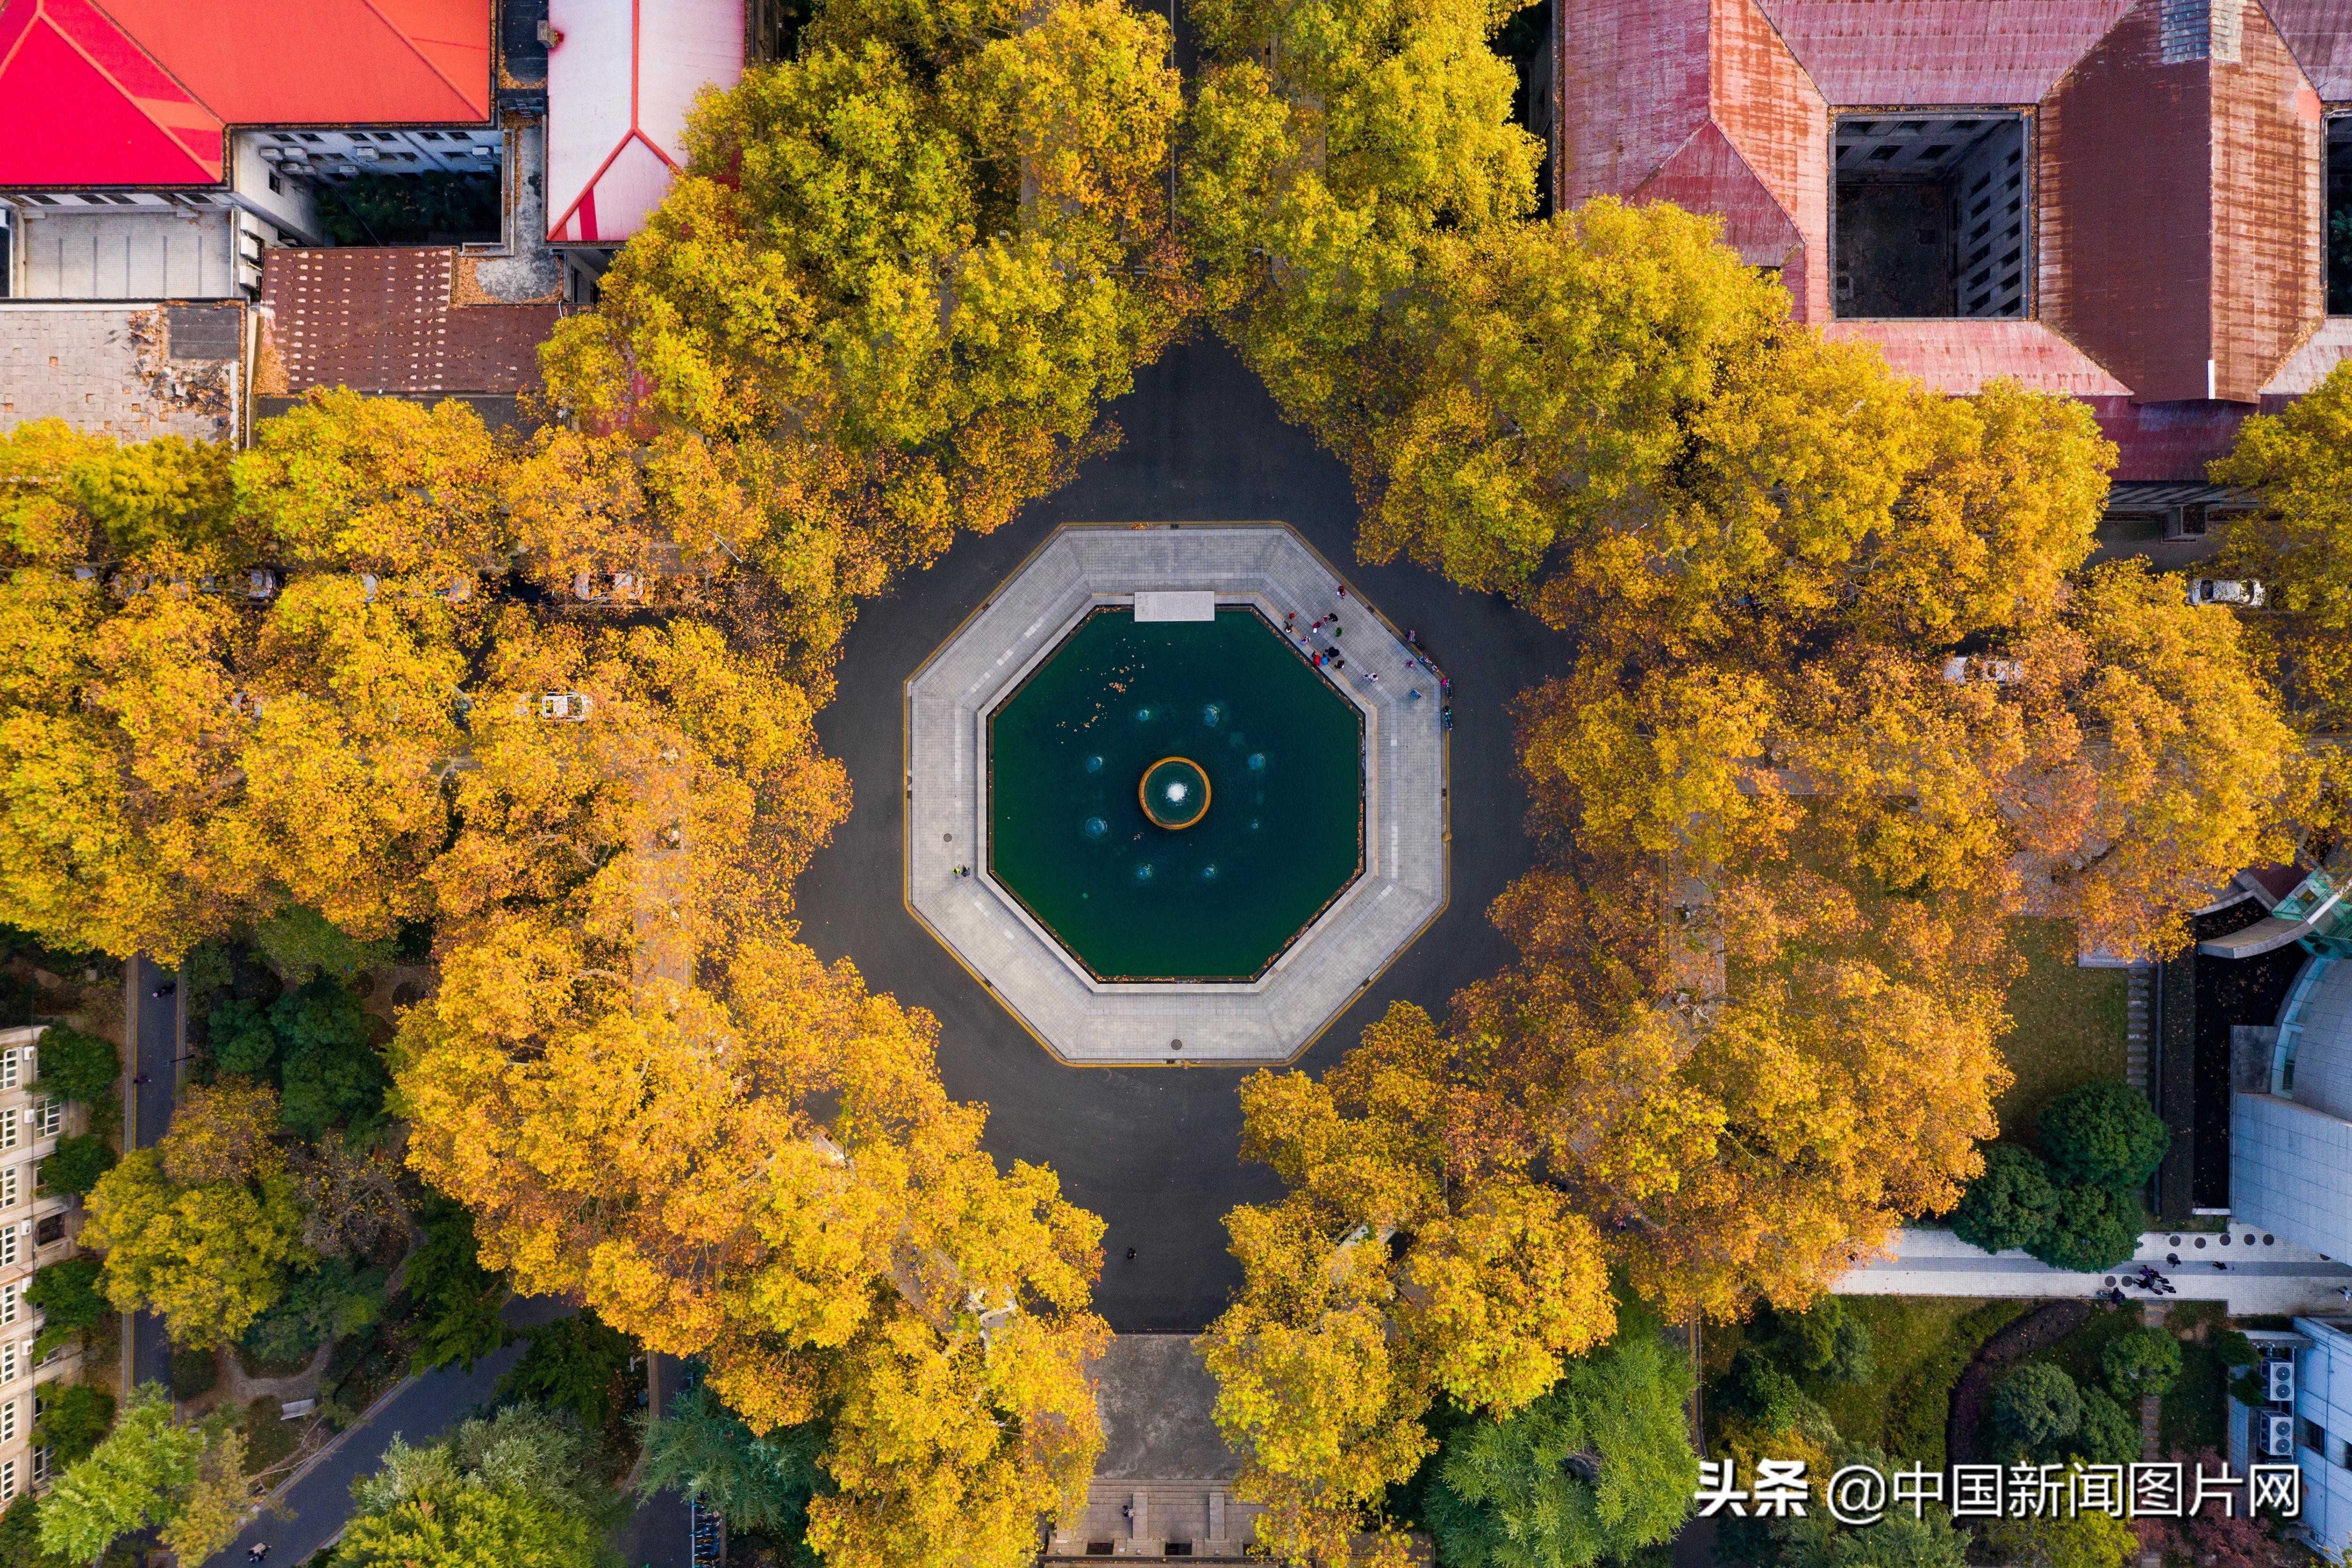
[38,1134,115,1198]
[23,1258,107,1359]
[32,1385,115,1468]
[0,1493,61,1568]
[36,1384,206,1563]
[335,1481,597,1568]
[254,904,399,984]
[1716,1350,1810,1438]
[498,1310,637,1429]
[2102,1327,2183,1399]
[1993,1365,2082,1453]
[1983,1498,2140,1568]
[30,1024,118,1105]
[2069,1389,2139,1467]
[339,1406,620,1568]
[241,1258,387,1365]
[1952,1145,2061,1254]
[638,1382,826,1544]
[2030,1183,2141,1274]
[270,979,390,1140]
[1752,1299,1874,1387]
[2039,1083,2169,1189]
[406,1194,510,1374]
[1424,1326,1698,1568]
[81,1148,314,1347]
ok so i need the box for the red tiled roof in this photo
[1823,321,2132,395]
[0,0,222,183]
[262,247,555,395]
[0,0,489,187]
[1753,0,2136,106]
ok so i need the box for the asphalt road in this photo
[199,1295,634,1568]
[791,335,1574,1333]
[123,953,181,1394]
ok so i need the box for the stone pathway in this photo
[1841,1226,2352,1315]
[2126,963,2154,1095]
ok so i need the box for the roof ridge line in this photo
[354,0,487,119]
[28,0,222,176]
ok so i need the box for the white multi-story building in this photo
[0,1025,88,1506]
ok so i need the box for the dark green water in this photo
[988,606,1364,981]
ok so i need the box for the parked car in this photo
[354,572,380,602]
[516,692,594,721]
[243,568,278,601]
[572,570,647,604]
[2188,578,2265,608]
[1939,654,2027,684]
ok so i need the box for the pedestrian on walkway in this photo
[1406,629,1416,644]
[1335,584,1346,599]
[1125,1248,1137,1260]
[2336,1285,2351,1301]
[248,1547,270,1563]
[1439,676,1451,696]
[150,982,175,998]
[131,1073,150,1086]
[1365,670,1377,681]
[1329,623,1341,638]
[1408,689,1422,701]
[1284,610,1295,626]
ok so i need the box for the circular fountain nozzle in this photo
[1139,757,1212,830]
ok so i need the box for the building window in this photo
[1,1230,18,1271]
[28,1448,43,1487]
[420,131,444,141]
[1,1049,19,1090]
[3,1168,19,1211]
[2,1109,22,1151]
[269,172,282,193]
[2331,116,2352,316]
[1834,112,2030,321]
[34,1101,57,1142]
[2,1284,20,1327]
[5,1401,22,1444]
[3,1341,19,1386]
[33,1218,62,1250]
[1,1458,16,1502]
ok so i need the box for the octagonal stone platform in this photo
[904,523,1448,1065]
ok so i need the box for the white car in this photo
[2188,578,2265,608]
[515,692,594,721]
[1940,655,2027,685]
[243,568,278,601]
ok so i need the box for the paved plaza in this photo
[904,524,1447,1065]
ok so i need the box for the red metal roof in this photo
[2263,319,2352,395]
[2084,397,2250,483]
[2267,0,2352,100]
[1754,0,2136,106]
[0,0,222,183]
[545,0,743,245]
[1558,0,1830,322]
[1822,321,2132,394]
[0,0,489,187]
[262,247,556,394]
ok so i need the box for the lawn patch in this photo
[2159,1302,2239,1455]
[1994,919,2129,1150]
[1707,1298,2027,1470]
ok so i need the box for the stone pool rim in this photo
[902,522,1450,1066]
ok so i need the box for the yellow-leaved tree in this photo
[1202,1003,1617,1567]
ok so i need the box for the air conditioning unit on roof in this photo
[2268,1360,2296,1405]
[2265,1415,2295,1457]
